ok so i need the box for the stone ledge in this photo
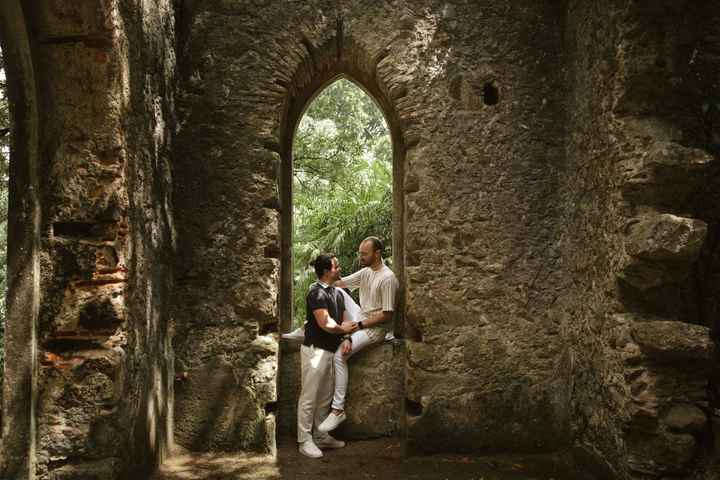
[47,457,122,480]
[619,214,707,291]
[277,339,404,440]
[631,320,713,365]
[625,214,706,264]
[619,141,714,208]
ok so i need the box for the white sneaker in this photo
[314,434,345,449]
[318,411,346,433]
[281,327,305,342]
[298,440,323,458]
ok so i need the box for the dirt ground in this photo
[152,436,586,480]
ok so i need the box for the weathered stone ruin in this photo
[0,1,719,478]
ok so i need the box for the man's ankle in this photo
[331,408,344,415]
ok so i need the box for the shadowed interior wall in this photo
[0,2,40,478]
[0,1,176,478]
[562,1,720,477]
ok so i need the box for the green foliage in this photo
[292,79,392,324]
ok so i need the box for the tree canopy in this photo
[292,79,393,324]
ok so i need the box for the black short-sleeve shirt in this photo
[304,283,345,352]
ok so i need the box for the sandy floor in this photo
[152,436,583,480]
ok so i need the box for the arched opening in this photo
[291,78,393,324]
[279,69,406,342]
[276,42,407,446]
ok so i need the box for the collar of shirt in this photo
[317,280,331,289]
[371,260,387,272]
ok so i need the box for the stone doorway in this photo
[275,53,408,442]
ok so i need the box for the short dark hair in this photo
[311,253,336,278]
[363,236,384,254]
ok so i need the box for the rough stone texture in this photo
[1,1,719,479]
[561,1,720,478]
[626,429,697,476]
[277,340,404,440]
[612,314,713,476]
[341,340,404,438]
[620,214,707,290]
[0,1,177,478]
[619,142,715,211]
[46,458,122,480]
[173,335,277,451]
[630,320,713,364]
[171,0,281,451]
[276,342,301,437]
[0,1,42,478]
[396,1,570,454]
[663,404,708,434]
[625,214,707,263]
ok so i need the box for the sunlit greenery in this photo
[292,79,393,324]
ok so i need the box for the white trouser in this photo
[297,344,335,443]
[331,325,386,410]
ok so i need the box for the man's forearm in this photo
[318,316,347,334]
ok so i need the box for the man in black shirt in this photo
[297,253,358,458]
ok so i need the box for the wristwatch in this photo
[357,321,364,330]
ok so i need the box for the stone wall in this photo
[171,0,282,451]
[612,2,720,476]
[560,2,631,476]
[0,1,177,478]
[0,1,718,479]
[563,0,720,477]
[396,1,570,454]
[172,0,574,456]
[0,2,41,478]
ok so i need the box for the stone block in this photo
[625,214,707,264]
[40,40,129,224]
[173,347,277,451]
[620,214,707,290]
[619,142,714,208]
[36,0,118,39]
[663,404,707,433]
[631,320,713,365]
[52,283,125,338]
[339,340,404,439]
[42,43,125,141]
[277,340,404,440]
[627,365,708,412]
[49,139,128,225]
[37,348,125,463]
[627,430,697,476]
[47,457,122,480]
[276,342,301,436]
